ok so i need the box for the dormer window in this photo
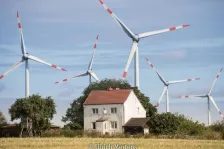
[92,108,98,114]
[111,108,117,114]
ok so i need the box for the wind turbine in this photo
[0,12,66,98]
[55,35,100,85]
[179,68,224,126]
[145,58,200,112]
[98,0,190,88]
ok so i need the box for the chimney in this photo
[107,87,113,91]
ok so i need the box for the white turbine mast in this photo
[0,11,66,98]
[98,0,190,88]
[145,58,200,112]
[55,35,100,85]
[179,68,224,126]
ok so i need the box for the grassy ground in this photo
[0,138,224,149]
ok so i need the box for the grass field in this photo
[0,138,224,149]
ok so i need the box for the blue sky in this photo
[0,0,224,126]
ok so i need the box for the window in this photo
[137,107,140,114]
[111,108,117,114]
[92,108,98,114]
[111,121,117,129]
[92,122,96,129]
[104,123,107,129]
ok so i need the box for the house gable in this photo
[123,91,146,124]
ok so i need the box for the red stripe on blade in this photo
[55,82,59,84]
[94,44,97,49]
[99,0,103,4]
[17,11,19,18]
[187,79,192,81]
[169,27,176,31]
[0,75,4,79]
[196,78,200,80]
[61,68,66,71]
[216,75,220,78]
[18,23,21,28]
[96,35,99,40]
[183,24,190,27]
[52,64,57,68]
[150,64,154,68]
[220,68,223,72]
[63,79,68,82]
[219,111,222,115]
[107,9,112,14]
[123,72,127,78]
[185,96,189,98]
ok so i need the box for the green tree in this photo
[8,94,56,136]
[0,111,7,127]
[62,79,157,129]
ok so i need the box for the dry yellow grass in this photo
[0,138,224,149]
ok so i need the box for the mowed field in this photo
[0,138,224,149]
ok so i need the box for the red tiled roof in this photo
[84,89,132,105]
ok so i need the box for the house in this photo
[83,88,149,135]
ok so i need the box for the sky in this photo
[0,0,224,127]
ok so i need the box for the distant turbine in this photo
[55,35,100,85]
[0,12,66,98]
[179,68,223,126]
[145,58,200,112]
[98,0,190,88]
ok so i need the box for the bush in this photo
[147,112,181,135]
[63,123,82,130]
[204,130,221,140]
[177,120,207,136]
[83,130,101,138]
[147,112,207,136]
[61,129,83,137]
[41,129,61,137]
[209,120,224,133]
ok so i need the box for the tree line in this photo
[0,79,224,139]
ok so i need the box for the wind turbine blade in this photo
[208,68,223,95]
[90,72,100,81]
[54,72,88,84]
[98,0,136,40]
[88,35,99,70]
[138,24,190,39]
[27,55,66,71]
[168,78,200,84]
[0,59,24,79]
[209,96,224,119]
[17,11,26,54]
[178,95,206,98]
[145,57,166,84]
[156,86,167,108]
[122,42,138,79]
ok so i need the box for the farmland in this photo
[0,138,224,149]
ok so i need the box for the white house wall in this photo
[123,91,146,123]
[84,104,124,133]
